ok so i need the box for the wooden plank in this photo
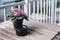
[0,28,31,40]
[6,28,49,40]
[23,20,60,32]
[9,27,56,38]
[6,27,56,39]
[0,37,4,40]
[0,30,16,40]
[6,26,56,40]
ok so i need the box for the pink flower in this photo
[10,8,25,16]
[13,11,18,16]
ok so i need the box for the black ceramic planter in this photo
[16,25,28,36]
[13,19,28,36]
[13,19,23,29]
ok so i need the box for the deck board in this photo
[0,20,60,40]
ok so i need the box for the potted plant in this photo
[8,6,28,36]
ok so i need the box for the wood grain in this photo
[0,20,60,40]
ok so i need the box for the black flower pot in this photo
[16,25,28,36]
[13,19,23,29]
[13,19,28,36]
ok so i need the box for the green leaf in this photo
[22,14,28,21]
[7,14,14,18]
[7,13,28,21]
[18,17,22,19]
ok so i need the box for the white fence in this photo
[28,0,60,26]
[0,0,60,26]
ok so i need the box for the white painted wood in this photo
[49,0,51,23]
[29,2,31,20]
[29,0,40,2]
[0,0,59,26]
[4,8,6,22]
[33,1,35,20]
[37,1,39,21]
[43,0,46,22]
[11,6,13,9]
[0,1,25,9]
[51,0,54,24]
[59,11,60,25]
[18,5,20,9]
[24,0,29,16]
[55,0,57,25]
[46,0,48,23]
[40,0,43,22]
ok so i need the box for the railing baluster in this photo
[40,0,43,22]
[33,1,35,20]
[37,1,39,21]
[59,11,60,25]
[55,0,57,25]
[49,0,51,23]
[51,0,54,24]
[4,8,6,22]
[29,2,31,20]
[43,0,46,22]
[24,0,29,16]
[18,4,20,9]
[46,0,48,23]
[11,6,14,9]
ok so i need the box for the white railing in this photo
[0,0,60,26]
[28,0,60,26]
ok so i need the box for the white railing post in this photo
[37,0,39,21]
[59,10,60,25]
[33,1,35,20]
[55,0,57,25]
[4,8,6,22]
[46,0,48,23]
[18,4,20,9]
[43,0,46,22]
[49,0,51,23]
[40,0,43,22]
[11,6,14,9]
[24,0,29,19]
[29,2,31,20]
[51,0,54,24]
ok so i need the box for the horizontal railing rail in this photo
[0,1,25,9]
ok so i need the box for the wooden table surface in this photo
[0,20,60,40]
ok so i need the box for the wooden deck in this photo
[0,20,60,40]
